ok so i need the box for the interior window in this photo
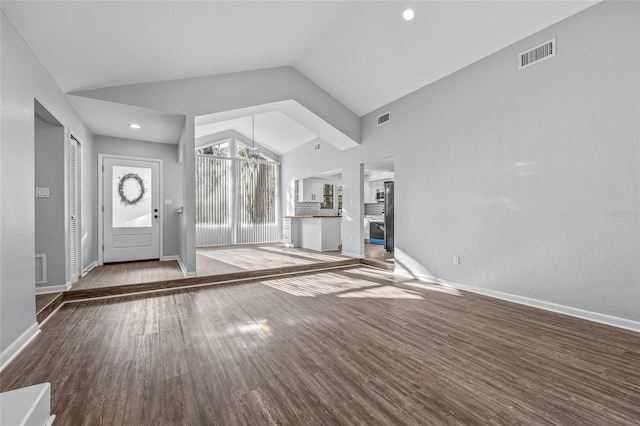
[237,142,271,161]
[196,141,229,157]
[321,184,334,209]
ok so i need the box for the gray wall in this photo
[282,1,640,323]
[34,114,65,287]
[1,11,94,355]
[94,136,184,257]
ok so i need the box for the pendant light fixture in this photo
[247,115,261,174]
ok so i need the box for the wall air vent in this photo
[377,112,390,126]
[519,37,556,70]
[314,143,321,151]
[35,253,47,284]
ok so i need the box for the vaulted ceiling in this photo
[2,1,597,117]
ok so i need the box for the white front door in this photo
[103,157,160,263]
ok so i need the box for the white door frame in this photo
[98,153,164,265]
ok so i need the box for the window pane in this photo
[321,184,334,209]
[112,165,152,227]
[196,141,229,157]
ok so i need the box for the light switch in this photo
[35,187,50,198]
[164,199,173,205]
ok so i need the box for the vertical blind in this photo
[196,154,279,246]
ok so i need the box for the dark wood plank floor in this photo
[72,244,347,291]
[4,267,639,425]
[35,292,62,313]
[196,243,345,276]
[71,260,184,291]
[364,241,394,263]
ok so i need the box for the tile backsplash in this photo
[295,202,339,216]
[364,202,384,216]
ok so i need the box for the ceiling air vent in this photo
[519,37,556,70]
[377,112,390,126]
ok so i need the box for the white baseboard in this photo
[394,267,640,334]
[0,323,40,373]
[163,255,196,278]
[340,251,364,259]
[35,283,71,295]
[82,261,98,276]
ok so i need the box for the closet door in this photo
[69,137,79,284]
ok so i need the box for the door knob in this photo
[154,208,158,212]
[154,215,159,219]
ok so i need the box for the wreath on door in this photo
[118,173,146,205]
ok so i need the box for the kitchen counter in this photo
[283,216,341,251]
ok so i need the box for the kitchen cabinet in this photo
[283,217,301,248]
[365,180,385,203]
[298,179,324,202]
[300,217,341,251]
[283,216,340,251]
[364,181,372,203]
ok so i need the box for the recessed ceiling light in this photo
[129,123,141,129]
[403,8,415,21]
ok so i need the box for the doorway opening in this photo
[363,157,395,266]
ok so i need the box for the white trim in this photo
[176,256,197,278]
[394,267,640,334]
[0,323,40,373]
[35,283,71,295]
[82,261,98,276]
[340,251,364,259]
[98,153,164,264]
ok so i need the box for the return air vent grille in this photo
[314,143,321,151]
[377,112,390,126]
[35,253,47,284]
[519,38,556,70]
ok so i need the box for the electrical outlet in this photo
[35,187,50,198]
[453,256,460,265]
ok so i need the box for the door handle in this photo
[154,215,159,219]
[154,208,158,212]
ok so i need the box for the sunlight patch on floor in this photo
[338,286,423,299]
[344,267,412,284]
[261,273,374,297]
[198,248,312,269]
[401,281,462,296]
[258,245,344,262]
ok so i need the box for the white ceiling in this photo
[196,111,318,155]
[195,100,359,154]
[2,1,597,117]
[67,96,185,144]
[365,157,395,173]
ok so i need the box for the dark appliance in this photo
[375,188,385,201]
[369,220,384,244]
[384,181,394,253]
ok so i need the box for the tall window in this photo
[321,184,334,209]
[195,139,279,246]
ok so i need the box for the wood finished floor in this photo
[71,259,184,291]
[35,292,62,313]
[5,267,640,425]
[71,244,347,291]
[364,242,394,263]
[196,243,345,276]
